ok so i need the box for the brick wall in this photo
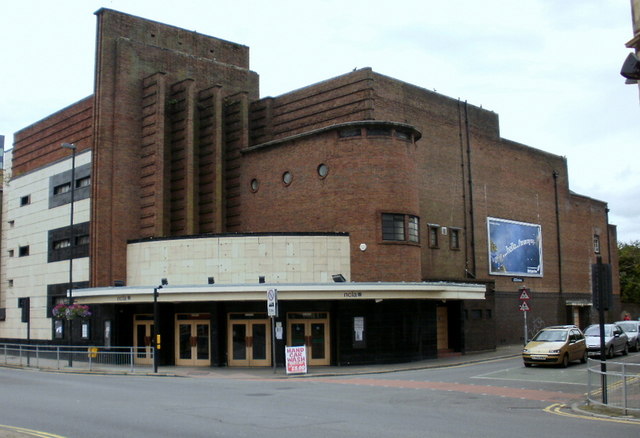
[12,96,93,177]
[239,127,422,282]
[90,9,259,287]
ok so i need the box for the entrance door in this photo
[133,315,154,365]
[175,314,211,366]
[287,312,330,366]
[436,306,449,351]
[227,314,271,367]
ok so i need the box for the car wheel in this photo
[524,362,532,367]
[580,350,587,364]
[561,354,569,368]
[635,340,640,352]
[607,346,614,359]
[623,343,629,356]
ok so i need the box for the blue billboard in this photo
[487,217,543,277]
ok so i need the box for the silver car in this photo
[584,324,629,358]
[615,320,640,352]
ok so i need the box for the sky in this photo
[1,0,638,242]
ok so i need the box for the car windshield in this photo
[617,322,638,332]
[532,330,567,342]
[585,325,612,336]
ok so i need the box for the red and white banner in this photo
[285,345,307,375]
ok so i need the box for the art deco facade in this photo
[0,9,619,367]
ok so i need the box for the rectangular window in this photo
[450,228,461,250]
[8,249,14,257]
[75,235,90,246]
[53,239,71,250]
[593,234,600,254]
[18,246,29,257]
[338,128,361,138]
[394,130,411,141]
[407,216,419,242]
[53,182,71,195]
[366,127,392,137]
[75,176,91,188]
[382,213,420,243]
[382,214,405,241]
[428,225,439,248]
[20,195,30,206]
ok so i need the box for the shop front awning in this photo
[72,281,487,305]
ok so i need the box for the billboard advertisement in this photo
[487,217,543,277]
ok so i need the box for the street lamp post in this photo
[61,143,76,366]
[153,278,168,373]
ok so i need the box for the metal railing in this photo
[587,358,640,414]
[0,343,154,373]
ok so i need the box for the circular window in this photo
[282,171,293,186]
[250,178,259,192]
[317,163,329,178]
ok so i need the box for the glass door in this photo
[287,313,330,366]
[175,314,211,366]
[227,314,271,367]
[133,315,154,365]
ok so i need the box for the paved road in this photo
[1,347,638,437]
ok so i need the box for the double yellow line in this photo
[0,424,67,438]
[544,403,640,425]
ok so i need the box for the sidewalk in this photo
[157,344,524,379]
[0,344,523,378]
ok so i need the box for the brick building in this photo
[0,9,619,367]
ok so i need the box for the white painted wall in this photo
[127,235,351,287]
[0,150,91,340]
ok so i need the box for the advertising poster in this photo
[487,217,543,277]
[285,345,307,374]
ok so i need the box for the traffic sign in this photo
[519,288,531,301]
[519,302,530,312]
[267,288,278,316]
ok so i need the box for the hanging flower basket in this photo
[52,303,91,320]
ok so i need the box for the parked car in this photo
[584,324,629,358]
[615,320,640,352]
[522,325,587,367]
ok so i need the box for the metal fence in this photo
[587,358,640,414]
[0,343,154,373]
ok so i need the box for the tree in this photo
[619,240,640,304]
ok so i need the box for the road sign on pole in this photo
[267,288,278,317]
[518,287,531,344]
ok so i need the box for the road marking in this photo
[474,374,588,386]
[544,403,640,425]
[0,424,67,438]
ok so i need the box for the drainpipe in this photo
[552,171,563,295]
[464,102,476,278]
[458,100,471,277]
[553,170,564,325]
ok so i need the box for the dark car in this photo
[584,324,629,358]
